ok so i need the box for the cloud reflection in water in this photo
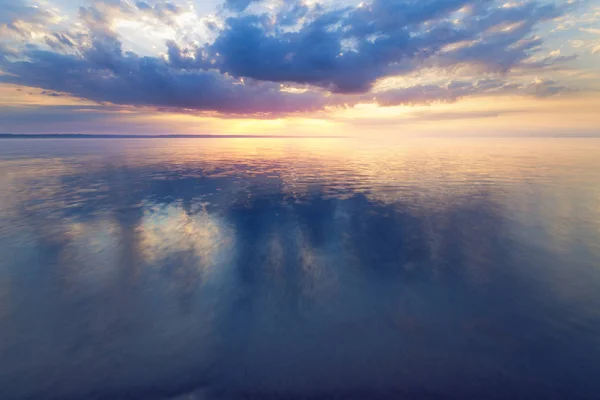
[0,138,600,400]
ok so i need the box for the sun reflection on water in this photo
[0,138,600,400]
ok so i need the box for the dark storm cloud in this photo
[0,0,573,115]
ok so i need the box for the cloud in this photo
[135,0,182,25]
[208,0,566,93]
[0,48,329,114]
[334,109,528,128]
[372,78,571,106]
[0,0,576,116]
[77,0,183,24]
[0,104,216,134]
[0,0,53,25]
[580,27,600,35]
[0,0,330,115]
[520,51,577,70]
[224,0,261,12]
[0,104,126,123]
[406,109,526,121]
[0,0,58,38]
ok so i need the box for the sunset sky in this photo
[1,0,599,136]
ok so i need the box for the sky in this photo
[0,0,599,136]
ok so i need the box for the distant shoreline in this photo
[0,134,349,139]
[2,133,597,139]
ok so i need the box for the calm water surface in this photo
[1,138,600,400]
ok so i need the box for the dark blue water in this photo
[1,138,600,400]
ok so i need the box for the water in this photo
[1,138,600,400]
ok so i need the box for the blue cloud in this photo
[224,0,261,12]
[208,0,566,93]
[0,0,574,115]
[0,47,328,114]
[0,0,52,24]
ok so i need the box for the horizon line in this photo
[0,133,353,139]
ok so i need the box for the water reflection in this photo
[1,138,600,400]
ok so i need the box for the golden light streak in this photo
[2,81,599,137]
[0,84,95,106]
